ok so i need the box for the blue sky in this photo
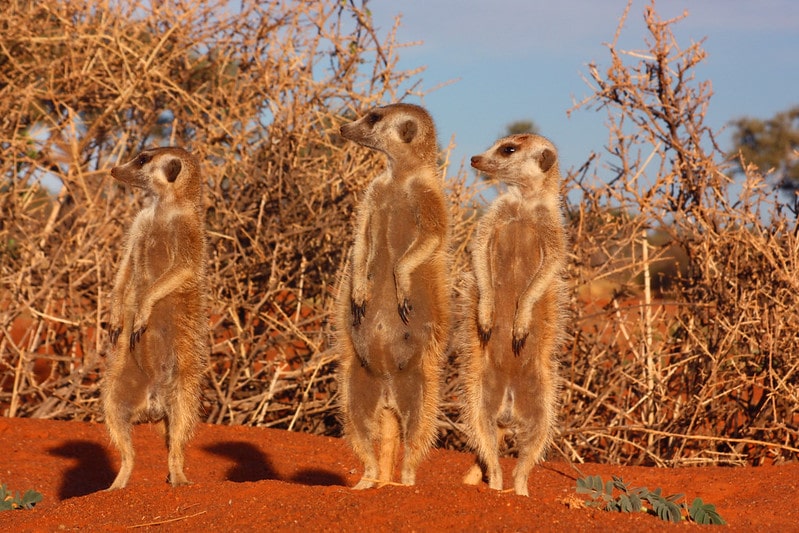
[367,0,799,180]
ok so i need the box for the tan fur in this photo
[335,103,451,489]
[459,134,567,496]
[101,147,208,490]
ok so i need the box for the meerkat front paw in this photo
[130,310,150,350]
[512,333,528,356]
[394,273,413,324]
[351,280,370,326]
[398,298,413,325]
[109,326,122,346]
[478,323,492,345]
[511,320,529,355]
[512,312,531,355]
[351,298,366,326]
[130,324,147,350]
[477,303,494,345]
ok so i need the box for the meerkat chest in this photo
[489,202,545,287]
[369,178,424,253]
[130,210,177,279]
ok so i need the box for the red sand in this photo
[0,417,796,531]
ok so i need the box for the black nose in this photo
[470,156,481,167]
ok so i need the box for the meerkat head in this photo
[111,147,201,204]
[470,134,560,193]
[339,103,438,168]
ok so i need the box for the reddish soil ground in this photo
[1,417,796,531]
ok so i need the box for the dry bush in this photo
[1,0,796,467]
[559,2,798,466]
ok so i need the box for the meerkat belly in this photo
[352,199,438,374]
[490,219,542,349]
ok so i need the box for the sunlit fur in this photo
[101,147,208,490]
[459,134,567,496]
[336,104,451,489]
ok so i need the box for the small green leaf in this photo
[666,492,685,503]
[647,491,682,523]
[20,489,42,509]
[689,497,726,525]
[576,475,606,501]
[611,476,629,492]
[604,479,615,498]
[619,494,634,513]
[576,476,594,495]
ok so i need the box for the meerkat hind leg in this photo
[350,418,379,490]
[104,358,148,491]
[104,395,136,491]
[395,368,436,486]
[462,462,484,485]
[346,364,382,490]
[463,426,506,486]
[377,407,400,485]
[164,389,196,486]
[511,388,552,496]
[471,412,504,491]
[512,428,549,497]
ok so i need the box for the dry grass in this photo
[1,0,796,466]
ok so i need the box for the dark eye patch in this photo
[137,153,152,166]
[366,112,381,126]
[499,144,517,156]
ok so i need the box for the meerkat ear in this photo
[398,120,418,143]
[538,148,556,173]
[164,158,182,183]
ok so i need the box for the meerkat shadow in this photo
[289,468,347,487]
[203,441,278,483]
[48,441,116,499]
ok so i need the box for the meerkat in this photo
[335,103,451,489]
[459,133,567,496]
[101,147,208,491]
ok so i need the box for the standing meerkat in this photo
[460,133,567,496]
[102,147,208,490]
[336,103,451,489]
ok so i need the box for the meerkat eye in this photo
[366,112,381,126]
[500,144,517,155]
[137,153,152,166]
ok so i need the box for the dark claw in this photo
[478,325,492,346]
[398,299,412,325]
[512,334,528,356]
[351,299,366,326]
[130,325,147,351]
[110,327,122,346]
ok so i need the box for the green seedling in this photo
[0,483,43,511]
[575,474,725,525]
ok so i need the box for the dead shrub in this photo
[559,1,798,465]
